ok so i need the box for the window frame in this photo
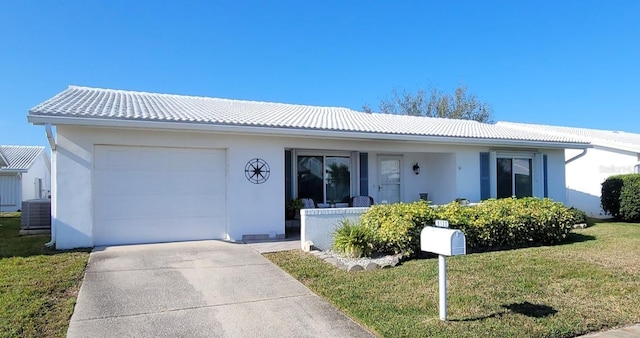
[494,152,535,199]
[294,151,355,204]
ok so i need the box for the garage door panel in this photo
[94,216,227,246]
[95,169,225,195]
[95,147,226,172]
[93,145,227,246]
[94,193,226,220]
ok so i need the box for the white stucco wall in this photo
[51,124,573,249]
[422,153,457,204]
[21,152,51,200]
[53,126,287,249]
[565,146,639,218]
[545,149,568,203]
[455,151,480,203]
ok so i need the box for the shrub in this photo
[435,198,575,248]
[332,219,373,258]
[601,174,640,221]
[359,200,436,257]
[568,207,588,225]
[601,175,625,217]
[433,202,479,247]
[619,174,640,222]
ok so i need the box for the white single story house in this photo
[28,86,589,249]
[498,122,640,218]
[0,145,51,212]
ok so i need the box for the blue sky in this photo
[1,1,639,147]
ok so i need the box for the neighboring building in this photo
[0,145,51,212]
[498,122,640,218]
[28,86,588,249]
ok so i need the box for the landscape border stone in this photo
[307,249,402,272]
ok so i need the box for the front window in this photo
[497,157,532,198]
[297,155,351,204]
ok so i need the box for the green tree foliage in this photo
[363,85,494,123]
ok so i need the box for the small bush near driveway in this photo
[0,214,89,337]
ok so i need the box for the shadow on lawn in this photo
[452,301,558,322]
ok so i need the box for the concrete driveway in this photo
[67,240,374,337]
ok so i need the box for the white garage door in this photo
[93,145,226,246]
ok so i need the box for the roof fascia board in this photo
[589,142,640,154]
[0,169,28,174]
[28,115,590,150]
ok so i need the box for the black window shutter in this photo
[543,154,548,198]
[480,152,490,200]
[285,150,292,201]
[359,153,368,196]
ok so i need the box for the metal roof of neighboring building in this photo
[497,122,640,153]
[28,86,589,147]
[0,145,46,172]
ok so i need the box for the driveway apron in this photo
[67,240,374,338]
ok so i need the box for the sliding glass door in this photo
[297,155,351,204]
[497,157,533,198]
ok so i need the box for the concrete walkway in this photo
[67,240,374,338]
[578,324,640,338]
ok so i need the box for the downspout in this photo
[44,124,56,248]
[565,148,587,164]
[45,124,56,150]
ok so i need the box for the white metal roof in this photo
[497,122,640,153]
[28,86,588,148]
[0,145,45,172]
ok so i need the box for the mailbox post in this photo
[420,220,466,321]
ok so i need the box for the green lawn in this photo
[0,213,89,337]
[265,222,640,338]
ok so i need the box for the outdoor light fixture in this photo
[413,162,420,175]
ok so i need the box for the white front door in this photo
[378,156,402,204]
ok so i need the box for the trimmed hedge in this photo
[358,198,575,256]
[359,201,436,257]
[601,174,640,221]
[601,175,625,218]
[568,207,588,225]
[438,198,575,248]
[619,175,640,222]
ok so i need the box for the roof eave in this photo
[0,169,28,174]
[588,142,640,154]
[28,115,590,150]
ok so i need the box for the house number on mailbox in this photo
[245,158,270,184]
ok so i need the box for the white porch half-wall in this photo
[565,146,640,218]
[52,125,567,249]
[301,207,369,251]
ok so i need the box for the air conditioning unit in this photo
[21,199,51,230]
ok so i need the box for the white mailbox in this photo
[420,226,466,256]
